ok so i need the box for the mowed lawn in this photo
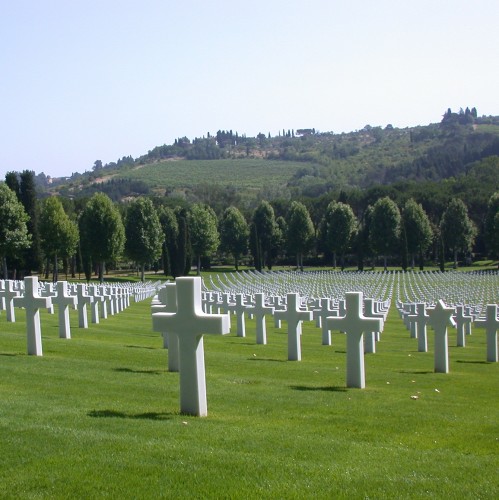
[0,295,497,499]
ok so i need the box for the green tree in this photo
[0,183,31,278]
[286,201,315,271]
[274,215,287,265]
[440,198,477,268]
[19,170,42,274]
[188,203,219,275]
[484,192,499,262]
[402,199,433,270]
[157,206,179,278]
[79,193,125,282]
[39,197,79,282]
[369,197,401,270]
[219,206,249,271]
[175,208,192,277]
[322,201,357,270]
[4,172,20,199]
[252,200,278,270]
[125,197,163,281]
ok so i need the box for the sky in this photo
[1,0,498,179]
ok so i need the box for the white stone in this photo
[474,304,498,362]
[76,284,94,328]
[412,303,430,352]
[13,277,52,356]
[152,277,230,416]
[246,293,274,345]
[314,298,336,346]
[326,292,383,388]
[274,293,313,361]
[1,280,20,322]
[454,305,473,347]
[52,281,77,339]
[427,299,455,373]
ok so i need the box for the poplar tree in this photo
[188,203,219,275]
[322,201,357,270]
[440,198,477,268]
[158,206,179,278]
[125,197,163,281]
[0,183,31,278]
[484,192,499,262]
[39,197,79,282]
[286,201,315,271]
[252,200,278,270]
[402,199,433,270]
[79,193,125,282]
[19,170,42,274]
[220,206,249,271]
[369,197,401,270]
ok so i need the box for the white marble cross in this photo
[152,283,180,371]
[274,293,312,361]
[88,285,104,324]
[13,277,52,356]
[229,293,248,338]
[363,298,385,354]
[411,303,430,352]
[98,285,111,319]
[454,305,473,348]
[52,281,77,339]
[474,304,498,362]
[314,298,335,346]
[326,292,383,388]
[246,293,274,345]
[152,277,230,416]
[77,284,94,328]
[427,299,456,373]
[1,280,20,322]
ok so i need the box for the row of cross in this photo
[151,275,498,417]
[0,277,160,356]
[151,278,390,416]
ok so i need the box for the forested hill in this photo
[46,108,499,206]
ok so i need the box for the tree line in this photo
[1,170,498,281]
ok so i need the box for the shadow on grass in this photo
[248,357,286,362]
[0,352,18,357]
[456,360,490,364]
[226,341,256,346]
[290,385,348,392]
[125,345,158,350]
[88,409,173,420]
[114,367,164,375]
[398,370,433,374]
[335,350,346,354]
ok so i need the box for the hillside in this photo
[47,110,499,205]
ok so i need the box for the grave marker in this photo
[274,293,313,361]
[475,304,498,362]
[76,284,94,328]
[412,303,430,352]
[52,281,77,339]
[454,305,473,348]
[246,293,274,345]
[427,300,455,373]
[1,280,20,322]
[152,277,230,416]
[13,277,52,356]
[326,292,383,388]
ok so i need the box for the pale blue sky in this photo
[1,0,498,178]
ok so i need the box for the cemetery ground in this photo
[0,281,498,498]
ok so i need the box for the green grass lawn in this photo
[0,296,498,498]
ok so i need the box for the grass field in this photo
[0,291,498,498]
[113,159,306,194]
